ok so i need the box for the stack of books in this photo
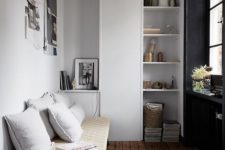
[144,127,162,142]
[162,120,180,142]
[60,71,72,90]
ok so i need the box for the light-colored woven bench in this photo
[53,117,110,150]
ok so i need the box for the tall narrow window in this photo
[209,0,223,75]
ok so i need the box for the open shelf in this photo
[144,34,180,37]
[143,62,180,65]
[143,89,179,92]
[144,6,180,11]
[62,90,100,93]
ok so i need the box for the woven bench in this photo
[53,117,110,150]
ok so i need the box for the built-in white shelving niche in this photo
[141,1,184,137]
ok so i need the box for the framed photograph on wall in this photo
[75,58,99,90]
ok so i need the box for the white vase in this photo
[159,0,168,6]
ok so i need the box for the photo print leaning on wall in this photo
[43,0,57,56]
[25,0,44,50]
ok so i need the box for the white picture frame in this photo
[75,58,99,90]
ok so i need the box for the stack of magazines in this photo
[162,120,180,142]
[144,127,162,142]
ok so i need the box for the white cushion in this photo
[4,108,51,150]
[70,104,85,124]
[26,95,56,139]
[53,93,73,107]
[48,103,83,142]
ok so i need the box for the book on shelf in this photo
[66,75,72,90]
[60,71,72,91]
[60,71,64,90]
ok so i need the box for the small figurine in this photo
[170,76,176,89]
[144,39,156,62]
[169,0,175,7]
[157,52,164,62]
[72,79,76,90]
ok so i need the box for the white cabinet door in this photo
[100,0,142,141]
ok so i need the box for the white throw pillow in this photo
[26,95,56,139]
[4,108,51,150]
[70,104,85,124]
[48,103,83,142]
[53,93,73,107]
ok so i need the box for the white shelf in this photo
[144,34,179,37]
[143,62,180,65]
[62,90,100,93]
[143,89,179,92]
[144,6,180,11]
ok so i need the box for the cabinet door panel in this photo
[186,95,222,150]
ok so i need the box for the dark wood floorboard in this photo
[107,141,197,150]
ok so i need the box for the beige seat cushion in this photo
[54,117,110,150]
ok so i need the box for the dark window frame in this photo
[208,0,224,75]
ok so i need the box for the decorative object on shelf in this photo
[144,102,164,142]
[144,28,161,34]
[164,25,177,34]
[72,79,76,90]
[151,0,159,6]
[144,39,156,62]
[75,58,99,90]
[144,103,164,128]
[175,0,179,6]
[144,0,151,6]
[144,0,159,6]
[170,75,176,89]
[152,81,163,89]
[169,0,175,7]
[191,65,212,91]
[159,0,168,6]
[157,52,164,62]
[211,75,223,96]
[144,81,152,89]
[162,82,168,89]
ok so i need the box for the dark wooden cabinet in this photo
[184,0,225,149]
[185,92,222,150]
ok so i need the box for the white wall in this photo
[100,0,142,141]
[64,0,99,80]
[61,92,100,117]
[0,0,64,149]
[62,0,100,122]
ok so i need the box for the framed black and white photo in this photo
[75,58,99,90]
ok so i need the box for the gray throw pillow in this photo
[26,94,56,139]
[4,108,51,150]
[48,103,83,142]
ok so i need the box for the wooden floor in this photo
[107,142,197,150]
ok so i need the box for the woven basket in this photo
[144,103,164,128]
